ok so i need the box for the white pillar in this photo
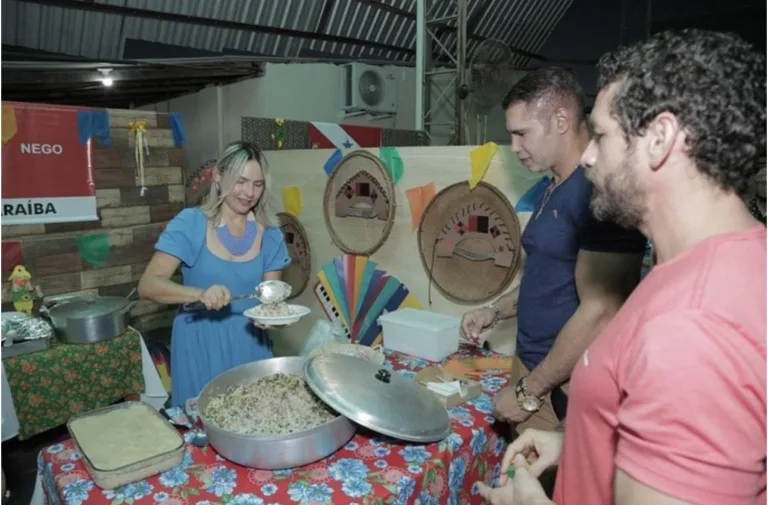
[216,86,225,151]
[415,0,426,132]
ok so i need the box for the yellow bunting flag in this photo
[281,186,302,216]
[469,142,499,190]
[2,105,18,145]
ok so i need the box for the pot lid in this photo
[304,354,451,443]
[49,296,130,320]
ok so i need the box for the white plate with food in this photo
[244,303,311,326]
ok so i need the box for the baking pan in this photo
[67,401,185,489]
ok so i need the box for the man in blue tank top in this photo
[460,68,647,434]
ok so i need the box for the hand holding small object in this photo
[498,429,564,486]
[460,307,496,344]
[198,284,231,310]
[475,451,555,505]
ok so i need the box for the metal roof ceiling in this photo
[3,0,574,66]
[1,0,574,108]
[2,58,265,109]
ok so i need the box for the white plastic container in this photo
[378,308,461,362]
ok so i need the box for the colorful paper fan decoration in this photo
[313,254,422,347]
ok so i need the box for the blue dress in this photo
[154,207,291,407]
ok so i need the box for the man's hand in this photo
[492,386,533,424]
[476,480,516,505]
[510,454,554,505]
[474,452,558,505]
[499,429,564,486]
[460,307,495,344]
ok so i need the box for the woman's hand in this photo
[198,284,231,310]
[251,321,286,330]
[252,320,272,330]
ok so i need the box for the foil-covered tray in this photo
[2,314,54,358]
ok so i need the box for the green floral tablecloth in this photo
[3,328,145,440]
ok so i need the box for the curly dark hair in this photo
[597,29,766,197]
[501,67,586,123]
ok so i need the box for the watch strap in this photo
[516,377,544,412]
[487,302,501,326]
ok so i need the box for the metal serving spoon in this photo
[186,412,209,448]
[160,408,208,448]
[182,280,292,311]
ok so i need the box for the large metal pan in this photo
[197,356,356,469]
[41,293,137,344]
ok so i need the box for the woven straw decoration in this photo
[277,212,312,299]
[418,181,522,304]
[323,150,396,255]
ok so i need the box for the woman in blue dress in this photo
[138,141,290,407]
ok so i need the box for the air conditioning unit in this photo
[342,63,397,114]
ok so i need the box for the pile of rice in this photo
[254,302,294,318]
[204,373,337,435]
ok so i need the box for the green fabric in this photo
[76,233,110,267]
[10,289,35,304]
[379,146,404,185]
[3,328,145,440]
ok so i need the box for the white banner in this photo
[1,196,98,226]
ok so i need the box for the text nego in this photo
[20,143,64,155]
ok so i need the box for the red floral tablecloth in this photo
[38,346,512,505]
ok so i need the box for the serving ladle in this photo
[182,280,292,311]
[160,408,208,448]
[186,407,209,448]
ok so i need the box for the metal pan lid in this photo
[48,296,130,320]
[304,354,451,443]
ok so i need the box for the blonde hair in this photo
[200,141,279,228]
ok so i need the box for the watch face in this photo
[521,397,540,412]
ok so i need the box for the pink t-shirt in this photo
[554,225,767,505]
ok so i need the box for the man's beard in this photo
[589,157,646,229]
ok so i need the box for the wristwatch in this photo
[515,377,544,413]
[486,302,501,327]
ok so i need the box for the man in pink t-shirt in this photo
[476,29,766,505]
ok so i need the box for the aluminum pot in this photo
[197,356,356,470]
[42,294,136,344]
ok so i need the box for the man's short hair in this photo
[501,67,586,123]
[597,29,766,197]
